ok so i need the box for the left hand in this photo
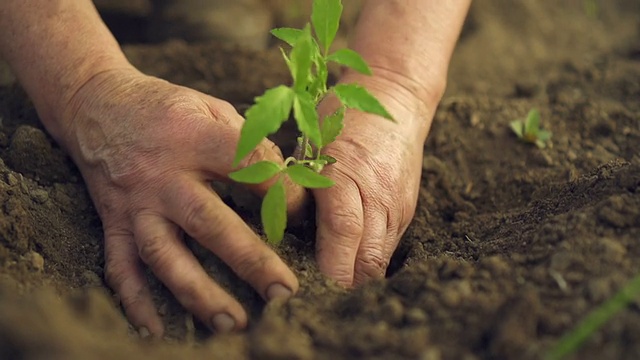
[314,74,442,286]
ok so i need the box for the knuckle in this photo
[181,192,234,243]
[119,289,145,311]
[232,251,274,283]
[242,143,270,167]
[104,261,128,289]
[173,280,204,310]
[325,207,364,239]
[357,247,388,278]
[182,195,214,238]
[137,235,172,270]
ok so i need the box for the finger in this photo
[163,179,299,301]
[104,228,164,337]
[353,209,393,286]
[314,174,364,287]
[236,138,308,216]
[194,100,308,216]
[133,213,247,333]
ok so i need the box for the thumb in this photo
[233,138,309,219]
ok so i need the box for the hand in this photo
[314,74,441,286]
[61,68,305,336]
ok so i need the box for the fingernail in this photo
[211,313,236,333]
[138,326,151,339]
[266,283,293,301]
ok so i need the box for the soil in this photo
[1,1,640,359]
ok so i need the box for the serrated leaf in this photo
[261,180,287,244]
[286,164,335,188]
[234,86,294,167]
[327,48,372,75]
[319,154,337,164]
[312,0,343,54]
[293,91,322,148]
[271,27,303,46]
[332,84,394,120]
[290,25,314,92]
[228,161,282,184]
[510,120,524,138]
[321,107,345,146]
[525,108,541,135]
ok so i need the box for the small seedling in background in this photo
[510,108,552,148]
[229,0,393,244]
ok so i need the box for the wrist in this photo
[57,65,143,163]
[338,70,445,144]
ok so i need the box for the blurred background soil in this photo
[0,0,639,359]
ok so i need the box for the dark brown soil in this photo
[1,1,639,359]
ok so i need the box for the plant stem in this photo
[298,135,310,161]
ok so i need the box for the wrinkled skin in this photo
[0,0,468,340]
[63,67,438,337]
[63,68,306,335]
[314,72,437,286]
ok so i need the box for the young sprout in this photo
[228,0,394,244]
[510,108,552,148]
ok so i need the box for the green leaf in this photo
[537,130,552,142]
[319,154,337,164]
[525,108,541,135]
[308,50,328,99]
[234,86,295,167]
[293,91,322,148]
[286,164,335,188]
[510,119,524,138]
[271,27,303,46]
[261,180,287,244]
[312,0,343,54]
[332,84,394,120]
[320,107,345,146]
[327,48,372,75]
[290,25,314,92]
[228,161,282,184]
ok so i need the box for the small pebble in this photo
[5,172,18,186]
[30,189,49,204]
[81,270,103,287]
[139,326,151,339]
[158,303,168,316]
[380,297,404,325]
[405,308,428,325]
[595,237,627,263]
[480,255,510,277]
[421,348,442,360]
[26,251,45,272]
[586,278,612,302]
[549,251,573,271]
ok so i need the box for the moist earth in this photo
[0,1,639,359]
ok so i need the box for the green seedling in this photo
[229,0,393,244]
[510,108,552,148]
[546,273,640,360]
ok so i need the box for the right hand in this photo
[60,68,306,336]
